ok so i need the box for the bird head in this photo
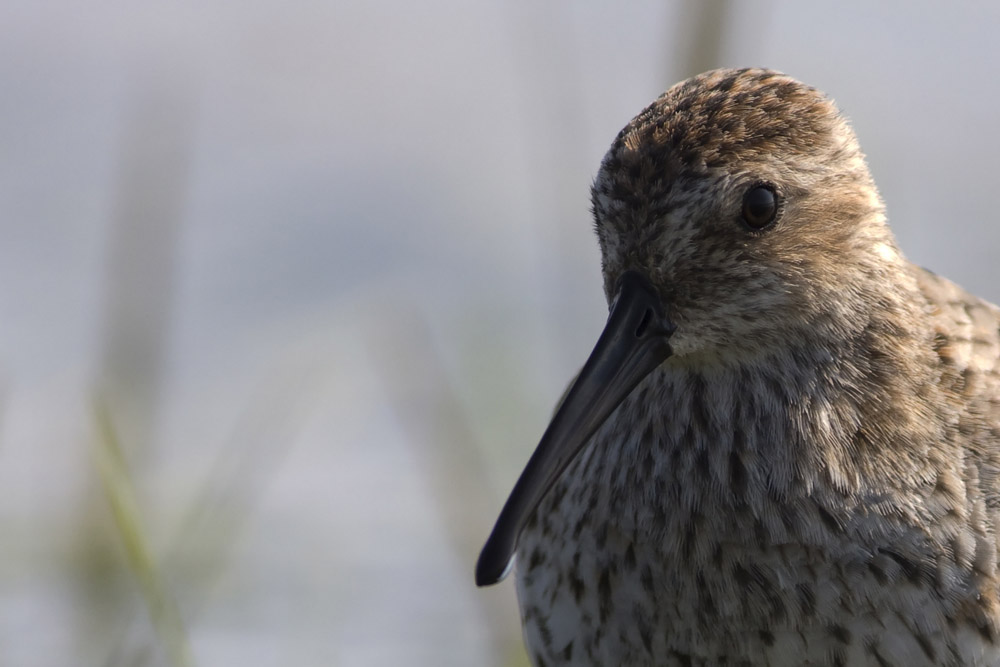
[476,68,917,586]
[593,67,902,362]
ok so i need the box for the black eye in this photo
[741,185,779,230]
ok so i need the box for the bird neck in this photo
[671,301,940,498]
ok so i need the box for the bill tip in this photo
[475,551,515,587]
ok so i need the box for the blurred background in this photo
[2,1,999,665]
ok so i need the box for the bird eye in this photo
[741,185,779,230]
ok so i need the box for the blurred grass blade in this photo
[92,400,195,667]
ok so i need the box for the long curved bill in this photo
[475,271,675,586]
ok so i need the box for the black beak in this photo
[475,271,675,586]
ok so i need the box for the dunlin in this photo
[476,68,1000,665]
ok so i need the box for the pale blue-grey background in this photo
[2,2,998,665]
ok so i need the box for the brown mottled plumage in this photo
[479,68,1000,665]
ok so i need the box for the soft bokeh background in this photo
[3,1,1000,665]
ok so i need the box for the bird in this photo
[474,68,1000,666]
